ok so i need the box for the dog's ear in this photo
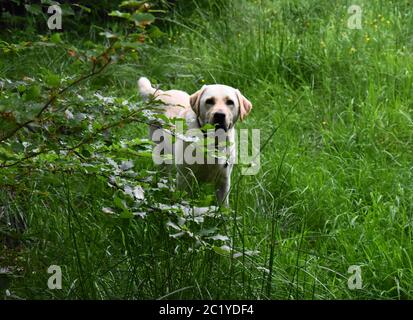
[236,89,253,121]
[190,85,206,116]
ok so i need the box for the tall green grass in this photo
[2,0,413,299]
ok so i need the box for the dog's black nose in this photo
[213,112,226,124]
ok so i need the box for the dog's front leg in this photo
[216,170,230,207]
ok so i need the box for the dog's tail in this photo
[138,77,157,99]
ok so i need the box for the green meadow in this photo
[1,0,413,299]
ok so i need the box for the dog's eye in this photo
[205,98,215,105]
[226,99,234,106]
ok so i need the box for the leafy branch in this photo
[0,47,113,143]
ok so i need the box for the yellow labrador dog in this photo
[138,77,252,206]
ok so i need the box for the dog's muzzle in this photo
[212,112,228,132]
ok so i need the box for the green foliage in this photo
[0,1,241,299]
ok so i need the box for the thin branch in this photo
[0,53,112,143]
[0,110,151,169]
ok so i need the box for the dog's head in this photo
[190,84,252,131]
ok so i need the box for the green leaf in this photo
[119,41,141,50]
[120,1,145,9]
[0,147,17,161]
[148,26,164,39]
[99,31,119,39]
[80,146,91,158]
[166,220,180,231]
[201,123,215,131]
[17,85,26,93]
[114,195,128,211]
[213,245,232,255]
[25,4,42,15]
[137,151,153,158]
[72,4,91,13]
[61,4,75,16]
[131,12,155,25]
[10,141,24,153]
[50,33,62,44]
[108,10,131,20]
[209,235,230,241]
[44,73,60,87]
[102,207,115,214]
[24,85,41,101]
[119,210,133,219]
